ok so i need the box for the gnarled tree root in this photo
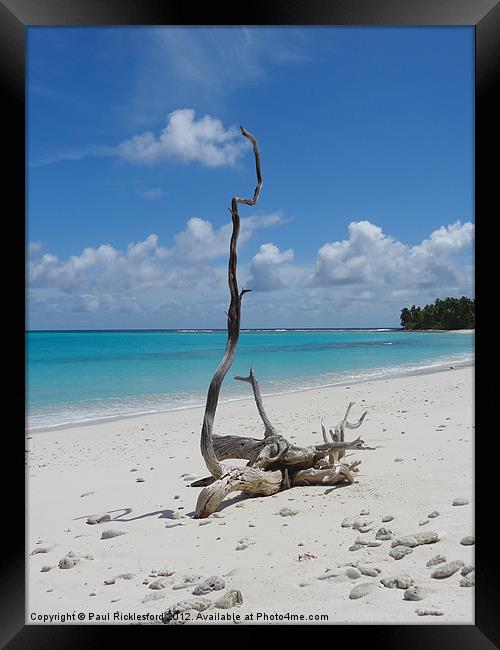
[291,464,354,487]
[195,466,283,518]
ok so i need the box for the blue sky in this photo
[27,26,474,329]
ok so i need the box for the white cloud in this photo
[127,234,168,260]
[27,216,474,329]
[27,211,287,326]
[29,237,169,294]
[312,219,474,291]
[173,211,285,262]
[418,221,474,254]
[118,108,247,167]
[248,243,294,291]
[137,187,165,200]
[29,241,43,254]
[33,108,251,169]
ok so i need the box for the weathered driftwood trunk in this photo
[194,127,374,518]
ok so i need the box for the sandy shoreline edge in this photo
[28,356,474,434]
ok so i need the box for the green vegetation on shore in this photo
[400,297,475,330]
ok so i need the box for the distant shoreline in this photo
[400,328,474,334]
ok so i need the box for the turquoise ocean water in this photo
[26,329,474,431]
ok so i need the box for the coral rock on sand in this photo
[58,555,78,569]
[41,565,54,572]
[430,560,464,579]
[214,589,243,609]
[426,554,446,567]
[235,537,254,551]
[149,580,167,590]
[428,511,440,518]
[382,516,394,523]
[391,531,439,548]
[452,497,469,506]
[165,521,180,529]
[142,592,166,604]
[380,574,414,589]
[345,567,362,579]
[158,568,175,577]
[101,529,127,540]
[162,597,212,624]
[172,575,203,590]
[86,513,111,525]
[349,582,378,599]
[375,527,393,540]
[352,518,373,531]
[355,537,382,547]
[277,507,299,517]
[358,525,375,534]
[461,565,474,577]
[416,607,444,616]
[390,546,413,560]
[459,572,475,587]
[403,585,436,601]
[460,535,475,546]
[192,576,225,595]
[341,517,354,528]
[358,565,381,577]
[30,546,54,555]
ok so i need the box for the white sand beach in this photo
[27,366,474,625]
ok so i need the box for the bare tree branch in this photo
[329,402,368,460]
[234,126,263,206]
[235,366,277,437]
[199,127,264,480]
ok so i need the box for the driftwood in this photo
[193,126,374,518]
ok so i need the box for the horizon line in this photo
[26,326,401,332]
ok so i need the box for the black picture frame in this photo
[3,0,496,646]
